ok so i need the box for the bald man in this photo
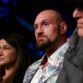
[23,9,69,83]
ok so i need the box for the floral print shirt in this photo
[23,42,69,83]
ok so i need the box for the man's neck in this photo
[45,37,67,57]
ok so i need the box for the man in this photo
[23,9,69,83]
[56,1,83,83]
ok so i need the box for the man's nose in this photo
[73,8,80,18]
[36,25,43,34]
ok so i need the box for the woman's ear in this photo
[60,21,67,34]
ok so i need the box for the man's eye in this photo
[43,22,50,26]
[34,25,38,30]
[44,23,49,25]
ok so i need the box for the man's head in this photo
[34,9,67,49]
[72,1,83,37]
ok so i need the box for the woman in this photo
[0,33,31,83]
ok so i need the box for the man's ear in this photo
[60,21,67,34]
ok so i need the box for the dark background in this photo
[0,0,76,61]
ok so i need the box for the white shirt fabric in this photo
[30,42,69,83]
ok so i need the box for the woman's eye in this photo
[4,46,11,50]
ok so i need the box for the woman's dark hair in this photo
[0,33,30,83]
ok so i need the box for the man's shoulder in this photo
[23,59,42,83]
[27,59,41,70]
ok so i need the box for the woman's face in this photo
[0,39,17,66]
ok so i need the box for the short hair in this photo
[67,0,83,9]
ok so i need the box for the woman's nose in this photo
[0,48,3,55]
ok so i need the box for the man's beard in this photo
[36,39,52,49]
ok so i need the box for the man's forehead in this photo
[38,10,57,16]
[34,18,53,25]
[36,10,59,20]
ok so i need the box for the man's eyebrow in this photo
[33,19,51,26]
[43,19,51,21]
[33,23,38,29]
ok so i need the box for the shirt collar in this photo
[48,42,69,67]
[40,42,69,67]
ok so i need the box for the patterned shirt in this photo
[23,42,69,83]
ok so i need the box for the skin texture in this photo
[73,8,83,37]
[34,10,67,57]
[0,39,17,66]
